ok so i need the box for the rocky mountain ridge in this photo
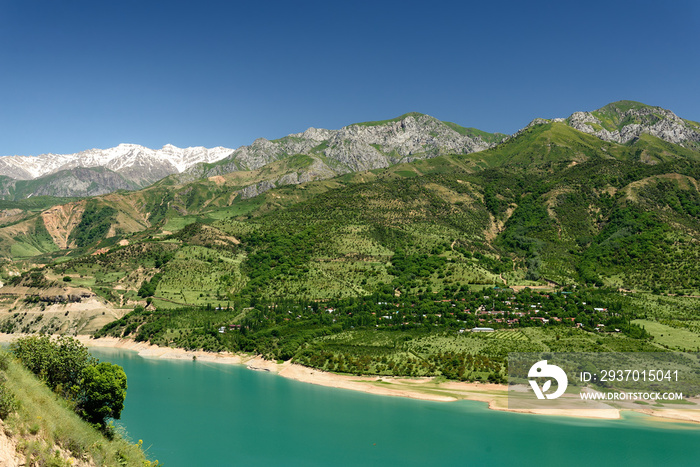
[566,101,700,149]
[2,102,699,201]
[189,113,505,179]
[0,167,140,200]
[515,101,700,153]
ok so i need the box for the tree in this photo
[78,362,127,428]
[11,336,128,430]
[10,335,95,399]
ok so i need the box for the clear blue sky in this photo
[1,0,698,156]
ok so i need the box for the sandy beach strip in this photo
[2,333,699,424]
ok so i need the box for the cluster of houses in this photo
[213,289,621,335]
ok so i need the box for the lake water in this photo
[91,348,700,466]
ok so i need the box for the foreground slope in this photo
[0,353,151,466]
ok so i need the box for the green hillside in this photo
[591,100,666,131]
[5,120,700,297]
[443,121,508,143]
[2,106,700,382]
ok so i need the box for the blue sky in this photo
[1,0,698,156]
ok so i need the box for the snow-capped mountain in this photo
[0,144,233,182]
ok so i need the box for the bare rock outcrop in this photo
[194,113,502,179]
[567,105,700,147]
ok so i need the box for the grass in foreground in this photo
[1,353,155,466]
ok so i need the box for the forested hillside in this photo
[1,102,700,382]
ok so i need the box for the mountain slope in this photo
[0,117,694,307]
[0,167,140,200]
[186,113,505,178]
[1,102,700,298]
[566,100,700,150]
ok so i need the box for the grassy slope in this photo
[471,122,625,168]
[1,355,152,466]
[442,121,507,143]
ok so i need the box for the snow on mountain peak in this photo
[0,144,234,180]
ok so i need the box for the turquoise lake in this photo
[91,348,700,466]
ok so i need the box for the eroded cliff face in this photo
[40,202,85,249]
[319,114,495,171]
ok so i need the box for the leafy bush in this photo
[138,273,163,298]
[0,352,10,371]
[10,335,96,399]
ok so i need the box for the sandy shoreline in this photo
[2,333,698,425]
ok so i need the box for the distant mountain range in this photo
[0,144,234,180]
[0,114,511,199]
[178,101,700,200]
[1,101,699,202]
[1,100,700,299]
[0,144,233,199]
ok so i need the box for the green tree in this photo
[78,362,127,428]
[10,335,95,399]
